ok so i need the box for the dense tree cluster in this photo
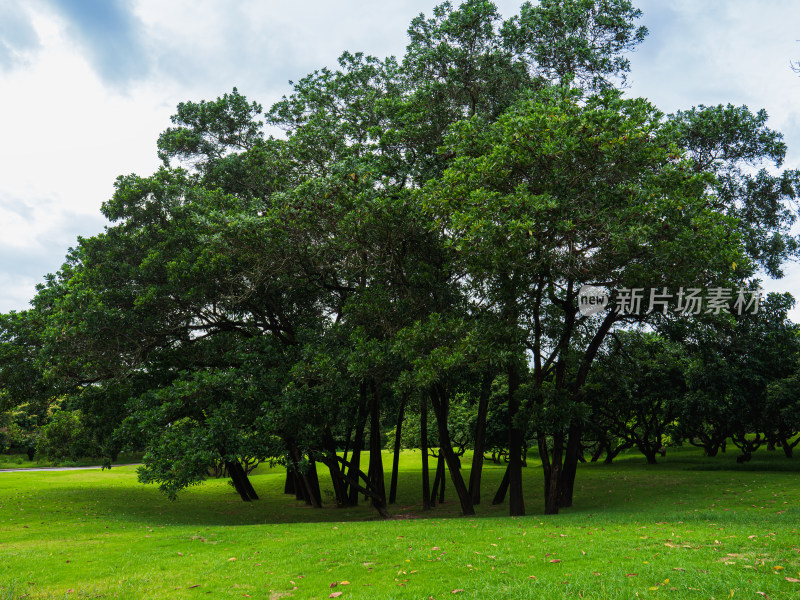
[2,0,799,517]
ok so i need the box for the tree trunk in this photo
[604,442,629,464]
[284,468,296,495]
[558,422,582,508]
[300,464,321,508]
[421,391,431,510]
[430,453,443,507]
[288,443,319,507]
[437,453,446,504]
[365,455,374,503]
[492,462,510,505]
[306,458,322,507]
[368,379,388,516]
[781,437,794,458]
[538,432,551,502]
[469,371,493,505]
[507,364,525,516]
[231,461,259,500]
[323,425,348,507]
[225,461,252,502]
[705,444,719,457]
[590,443,604,463]
[430,383,475,515]
[292,467,311,506]
[347,383,369,507]
[389,393,408,504]
[544,431,563,515]
[293,470,307,503]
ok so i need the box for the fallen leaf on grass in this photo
[329,583,337,588]
[549,559,562,563]
[329,593,342,598]
[786,577,800,583]
[451,590,464,594]
[187,585,200,588]
[625,573,638,577]
[340,581,350,585]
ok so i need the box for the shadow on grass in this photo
[107,463,520,527]
[684,458,800,472]
[3,447,798,530]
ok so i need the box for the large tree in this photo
[5,0,799,521]
[426,85,744,513]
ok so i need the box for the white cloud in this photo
[629,0,800,162]
[0,1,40,71]
[628,0,800,318]
[42,0,151,88]
[0,5,162,310]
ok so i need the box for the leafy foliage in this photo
[1,1,798,520]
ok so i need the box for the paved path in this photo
[0,464,140,473]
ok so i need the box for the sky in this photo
[2,0,800,317]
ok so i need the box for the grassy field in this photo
[0,448,798,599]
[0,453,143,471]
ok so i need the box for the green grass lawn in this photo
[0,453,143,471]
[0,448,798,599]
